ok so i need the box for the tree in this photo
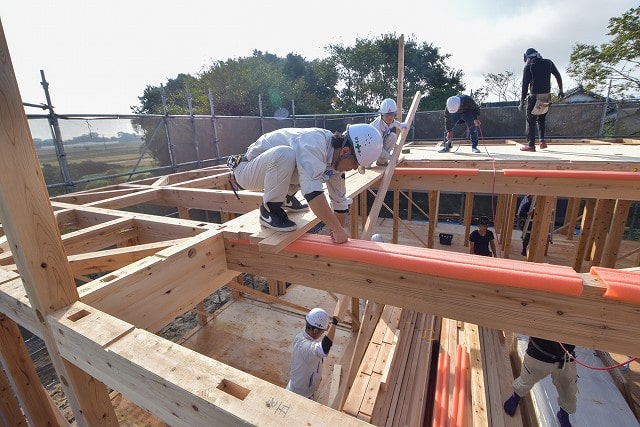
[567,6,640,97]
[327,33,465,112]
[481,71,520,102]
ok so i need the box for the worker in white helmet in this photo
[231,124,382,243]
[286,308,340,400]
[370,98,409,166]
[439,94,482,154]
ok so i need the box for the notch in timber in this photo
[217,379,250,400]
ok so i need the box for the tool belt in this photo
[226,155,248,170]
[529,339,574,368]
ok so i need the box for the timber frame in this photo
[2,22,640,426]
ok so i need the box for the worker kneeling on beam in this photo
[231,125,382,243]
[286,308,340,400]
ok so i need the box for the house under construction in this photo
[1,25,640,427]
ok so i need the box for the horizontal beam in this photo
[224,238,640,356]
[49,301,370,426]
[391,169,640,200]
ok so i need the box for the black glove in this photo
[558,91,565,98]
[518,99,524,112]
[332,316,339,326]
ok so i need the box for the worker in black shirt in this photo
[504,336,577,427]
[519,48,564,152]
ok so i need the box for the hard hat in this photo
[446,96,461,113]
[379,98,397,115]
[344,123,383,170]
[524,48,540,62]
[306,308,330,330]
[371,234,384,242]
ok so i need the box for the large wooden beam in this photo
[49,301,371,427]
[0,20,117,425]
[224,239,640,356]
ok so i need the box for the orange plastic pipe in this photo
[437,352,450,427]
[455,348,469,427]
[503,169,640,181]
[394,168,480,176]
[432,351,445,426]
[286,235,584,296]
[450,344,463,426]
[591,266,640,304]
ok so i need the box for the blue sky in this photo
[1,0,636,114]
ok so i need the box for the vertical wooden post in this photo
[588,199,616,267]
[564,198,580,240]
[600,199,631,268]
[428,190,439,248]
[573,199,597,272]
[463,192,474,247]
[393,189,400,244]
[0,20,117,426]
[528,196,555,263]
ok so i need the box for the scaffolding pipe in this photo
[40,70,75,193]
[208,89,221,160]
[160,84,178,172]
[186,83,202,167]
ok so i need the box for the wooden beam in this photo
[49,301,371,426]
[573,199,597,272]
[601,199,632,268]
[224,239,640,356]
[0,21,117,424]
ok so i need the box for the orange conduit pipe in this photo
[450,344,464,427]
[435,352,450,427]
[455,347,469,427]
[394,168,480,176]
[286,235,584,296]
[590,267,640,304]
[432,351,446,426]
[503,169,640,181]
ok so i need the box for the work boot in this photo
[260,203,297,231]
[520,145,536,152]
[557,408,572,427]
[539,141,547,149]
[283,194,309,212]
[438,141,452,153]
[376,159,389,166]
[503,392,521,416]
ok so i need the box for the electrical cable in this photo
[559,341,637,371]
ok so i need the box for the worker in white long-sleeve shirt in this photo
[230,124,382,243]
[370,98,409,166]
[286,308,339,400]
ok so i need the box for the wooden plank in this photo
[564,198,580,240]
[0,360,27,425]
[589,199,616,267]
[49,301,371,427]
[464,192,474,247]
[601,200,632,268]
[573,198,597,272]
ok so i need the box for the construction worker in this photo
[370,98,409,166]
[231,124,382,242]
[519,48,564,152]
[469,216,496,257]
[519,197,533,256]
[504,336,577,427]
[439,94,482,154]
[286,308,340,400]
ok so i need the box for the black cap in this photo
[478,216,490,225]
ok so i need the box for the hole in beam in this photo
[216,379,250,400]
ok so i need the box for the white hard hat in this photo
[446,96,461,113]
[371,234,384,242]
[379,98,397,114]
[345,123,383,171]
[306,308,330,330]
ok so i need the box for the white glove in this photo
[399,122,409,129]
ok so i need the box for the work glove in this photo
[558,91,565,98]
[518,99,524,112]
[398,122,409,130]
[332,316,340,326]
[446,131,454,141]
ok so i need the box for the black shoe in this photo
[260,204,297,231]
[283,194,309,212]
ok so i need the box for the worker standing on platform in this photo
[230,125,382,242]
[370,98,409,166]
[286,308,340,400]
[504,336,577,427]
[438,94,482,153]
[469,216,496,257]
[518,48,564,152]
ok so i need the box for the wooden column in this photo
[393,189,400,244]
[600,199,632,268]
[0,21,117,426]
[528,196,555,263]
[588,199,616,267]
[406,190,413,220]
[573,199,597,272]
[428,190,439,248]
[501,195,518,258]
[463,192,474,247]
[564,198,581,240]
